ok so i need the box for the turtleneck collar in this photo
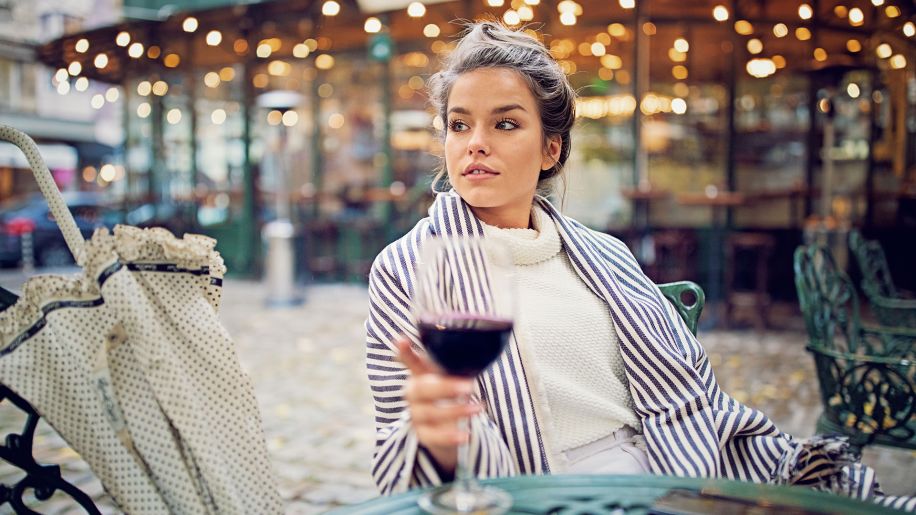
[481,206,562,266]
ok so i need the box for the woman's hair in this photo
[427,21,576,196]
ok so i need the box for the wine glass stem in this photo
[455,395,477,504]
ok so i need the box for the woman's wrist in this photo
[423,443,458,481]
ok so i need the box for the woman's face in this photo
[444,67,561,228]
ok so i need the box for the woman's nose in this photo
[467,128,490,156]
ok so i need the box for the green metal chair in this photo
[658,281,705,336]
[848,230,916,328]
[793,244,916,453]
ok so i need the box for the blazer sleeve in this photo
[365,245,517,495]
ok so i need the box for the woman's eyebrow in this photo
[447,104,527,115]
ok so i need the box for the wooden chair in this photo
[848,229,916,328]
[793,244,916,454]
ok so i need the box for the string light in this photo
[322,0,340,16]
[211,109,227,125]
[91,94,105,109]
[889,54,906,69]
[75,38,89,53]
[876,43,892,59]
[152,80,168,96]
[671,98,687,114]
[293,43,310,57]
[105,87,119,102]
[282,111,299,127]
[619,0,634,8]
[712,5,729,21]
[128,42,144,58]
[68,62,82,75]
[407,2,426,17]
[182,17,198,32]
[734,20,753,35]
[846,39,861,52]
[795,27,811,40]
[518,6,533,20]
[423,24,440,37]
[204,72,221,88]
[904,22,915,38]
[74,77,89,92]
[137,81,151,96]
[673,38,689,53]
[56,81,70,94]
[798,3,813,20]
[116,32,130,47]
[848,8,863,26]
[747,38,763,54]
[503,9,521,25]
[206,30,222,46]
[813,48,827,61]
[487,0,505,6]
[137,102,151,118]
[364,17,382,33]
[94,53,108,69]
[773,23,788,37]
[884,6,900,18]
[166,108,182,125]
[746,58,776,78]
[846,83,860,98]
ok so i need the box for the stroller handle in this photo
[0,125,85,265]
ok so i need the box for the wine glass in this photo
[414,236,515,515]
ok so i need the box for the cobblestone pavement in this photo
[0,271,913,513]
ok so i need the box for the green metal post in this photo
[240,50,257,275]
[380,54,393,232]
[187,38,199,224]
[150,92,164,209]
[310,73,323,219]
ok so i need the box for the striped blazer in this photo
[365,191,913,510]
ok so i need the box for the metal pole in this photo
[310,72,323,220]
[632,2,647,190]
[187,39,199,225]
[241,37,257,275]
[380,53,393,230]
[150,92,164,212]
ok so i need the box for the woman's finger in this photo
[411,401,481,426]
[395,337,436,375]
[405,373,473,403]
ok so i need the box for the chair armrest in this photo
[868,294,916,310]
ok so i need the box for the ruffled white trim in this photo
[0,225,226,346]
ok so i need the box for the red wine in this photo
[418,316,513,377]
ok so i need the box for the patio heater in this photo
[257,90,304,307]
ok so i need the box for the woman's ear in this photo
[541,135,562,171]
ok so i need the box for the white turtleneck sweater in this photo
[481,207,641,452]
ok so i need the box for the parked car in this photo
[0,192,123,268]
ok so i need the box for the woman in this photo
[365,21,912,510]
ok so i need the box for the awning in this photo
[0,141,78,171]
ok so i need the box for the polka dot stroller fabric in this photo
[0,125,281,514]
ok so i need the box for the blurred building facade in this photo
[4,0,915,288]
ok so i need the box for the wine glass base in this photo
[418,484,512,514]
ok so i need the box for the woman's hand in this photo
[396,337,482,476]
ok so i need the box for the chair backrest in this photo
[848,229,897,299]
[793,245,864,354]
[658,281,705,336]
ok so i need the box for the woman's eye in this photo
[448,120,468,132]
[496,119,518,130]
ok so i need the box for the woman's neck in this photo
[471,202,534,229]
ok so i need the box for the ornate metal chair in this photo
[658,281,705,336]
[848,230,916,328]
[0,287,100,513]
[793,245,916,454]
